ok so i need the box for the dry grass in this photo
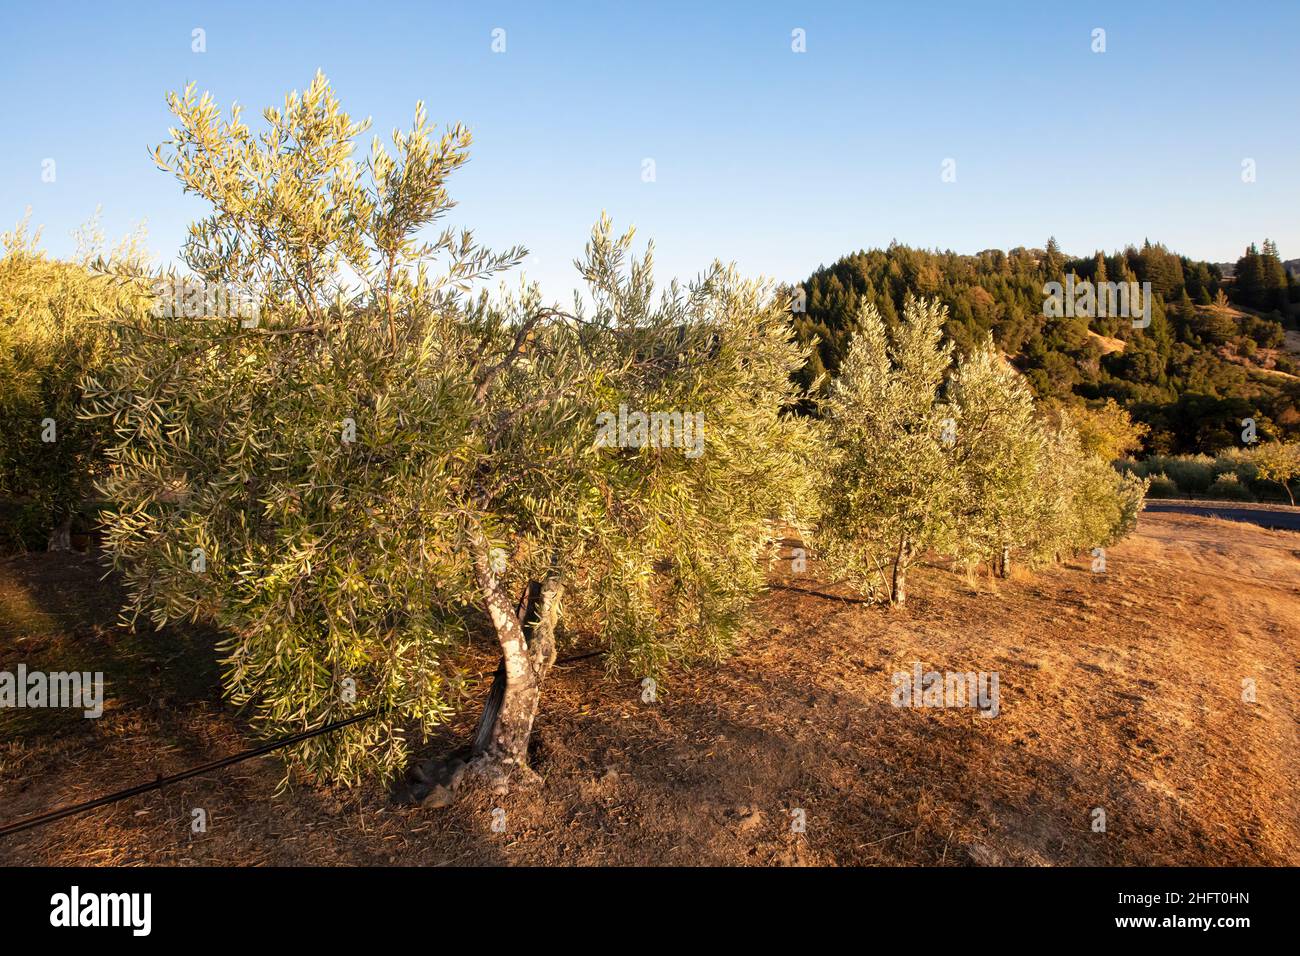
[1087,329,1125,355]
[1,511,1297,866]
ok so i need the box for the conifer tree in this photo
[1235,244,1264,308]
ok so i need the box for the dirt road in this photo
[1143,499,1300,531]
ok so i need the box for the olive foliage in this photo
[817,297,960,603]
[88,74,818,785]
[0,216,150,550]
[818,297,1147,602]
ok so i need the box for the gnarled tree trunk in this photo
[465,527,561,789]
[47,514,73,552]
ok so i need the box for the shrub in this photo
[1212,447,1258,484]
[1145,471,1180,498]
[1205,472,1255,502]
[1115,456,1141,478]
[1157,454,1216,494]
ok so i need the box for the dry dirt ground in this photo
[1,510,1297,866]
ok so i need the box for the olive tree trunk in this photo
[890,536,913,605]
[467,528,561,786]
[47,514,73,552]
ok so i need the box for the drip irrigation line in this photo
[0,649,604,840]
[0,709,377,839]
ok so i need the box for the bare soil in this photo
[1,510,1297,866]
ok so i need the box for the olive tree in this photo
[562,220,820,679]
[1025,413,1147,564]
[89,74,816,792]
[946,336,1044,577]
[817,302,1144,600]
[0,216,150,550]
[817,297,959,604]
[1251,441,1300,505]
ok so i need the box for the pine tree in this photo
[1259,239,1288,311]
[1092,252,1108,284]
[1045,237,1063,277]
[1234,244,1264,308]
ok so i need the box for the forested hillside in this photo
[791,239,1300,453]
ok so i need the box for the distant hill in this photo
[790,240,1299,454]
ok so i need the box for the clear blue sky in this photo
[3,1,1297,301]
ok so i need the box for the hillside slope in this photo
[2,512,1296,865]
[792,242,1300,453]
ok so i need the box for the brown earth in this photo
[1,510,1297,866]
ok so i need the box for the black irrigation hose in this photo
[0,649,604,840]
[471,659,508,757]
[0,709,378,839]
